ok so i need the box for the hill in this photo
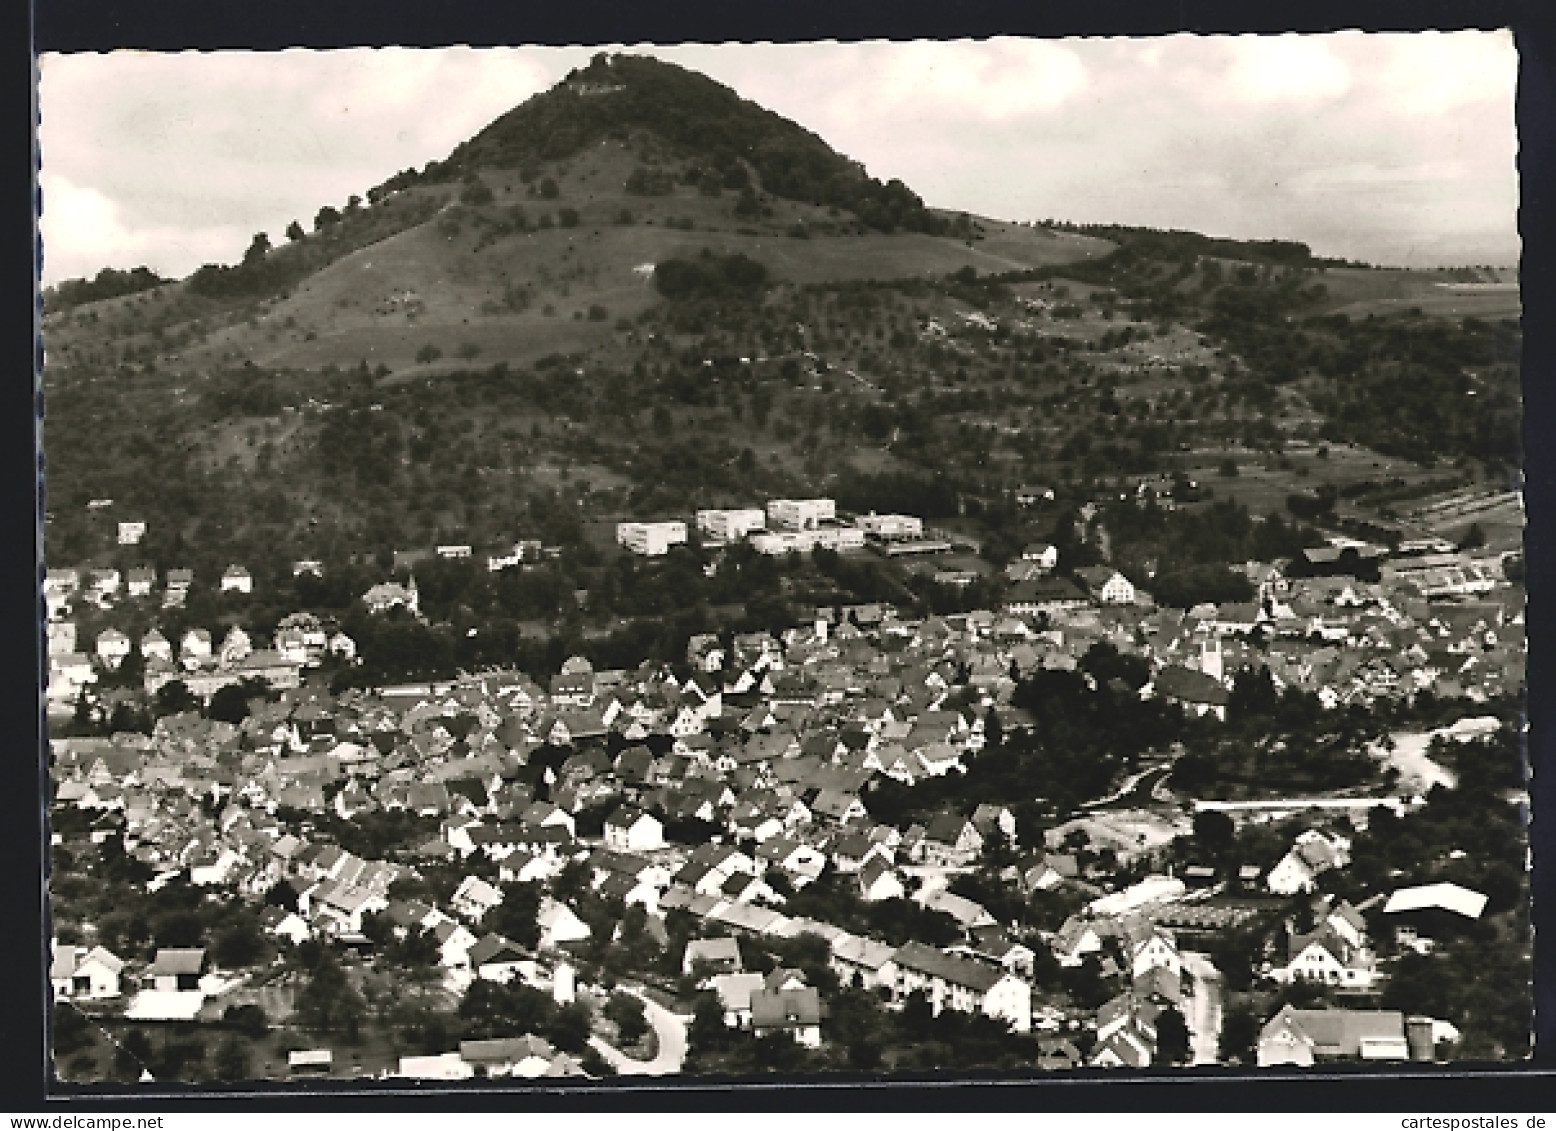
[40,55,1521,679]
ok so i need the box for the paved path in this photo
[587,988,688,1076]
[1181,951,1223,1066]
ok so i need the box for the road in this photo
[1084,764,1172,810]
[587,988,688,1076]
[1181,951,1223,1066]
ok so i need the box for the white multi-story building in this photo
[117,521,146,546]
[750,526,865,556]
[616,521,688,557]
[767,498,836,532]
[696,508,767,543]
[856,512,923,541]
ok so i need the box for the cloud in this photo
[1223,34,1353,104]
[1372,29,1516,117]
[34,33,1519,282]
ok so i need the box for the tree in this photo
[1153,1006,1191,1066]
[687,993,728,1053]
[605,992,648,1044]
[222,1003,269,1038]
[285,220,305,242]
[314,205,342,231]
[211,914,266,968]
[154,680,199,717]
[1193,809,1235,861]
[539,177,560,200]
[1219,1002,1261,1064]
[548,1000,594,1053]
[243,232,272,267]
[212,1036,251,1081]
[207,683,252,725]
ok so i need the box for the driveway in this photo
[1181,951,1223,1066]
[587,988,688,1076]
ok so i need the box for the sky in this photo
[35,32,1520,285]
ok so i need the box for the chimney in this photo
[1406,1016,1435,1061]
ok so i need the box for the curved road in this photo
[588,989,688,1076]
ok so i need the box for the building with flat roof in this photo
[617,521,689,557]
[696,508,767,543]
[767,498,836,532]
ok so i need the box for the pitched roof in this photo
[892,941,1005,992]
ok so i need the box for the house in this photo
[140,628,173,664]
[146,948,206,992]
[126,566,156,598]
[683,936,743,979]
[750,986,824,1047]
[830,934,900,991]
[451,875,504,923]
[891,941,1032,1033]
[1151,664,1229,720]
[1052,915,1106,967]
[459,1035,556,1078]
[1267,829,1351,896]
[1257,1005,1410,1067]
[95,628,131,669]
[1076,567,1137,605]
[180,628,213,669]
[1021,543,1060,570]
[257,906,312,946]
[536,900,591,950]
[51,943,124,1000]
[221,565,253,594]
[1004,576,1089,618]
[397,1052,474,1081]
[711,972,767,1028]
[918,811,984,866]
[466,934,534,984]
[1273,923,1377,990]
[604,806,664,853]
[362,579,420,617]
[858,856,905,902]
[916,887,996,932]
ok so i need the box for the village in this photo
[42,486,1529,1083]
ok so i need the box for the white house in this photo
[891,941,1031,1033]
[51,943,124,1000]
[604,807,664,853]
[451,875,504,924]
[1021,543,1060,570]
[858,857,905,902]
[221,565,253,594]
[1268,829,1352,896]
[537,900,591,950]
[117,521,146,546]
[1076,566,1137,605]
[95,629,132,669]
